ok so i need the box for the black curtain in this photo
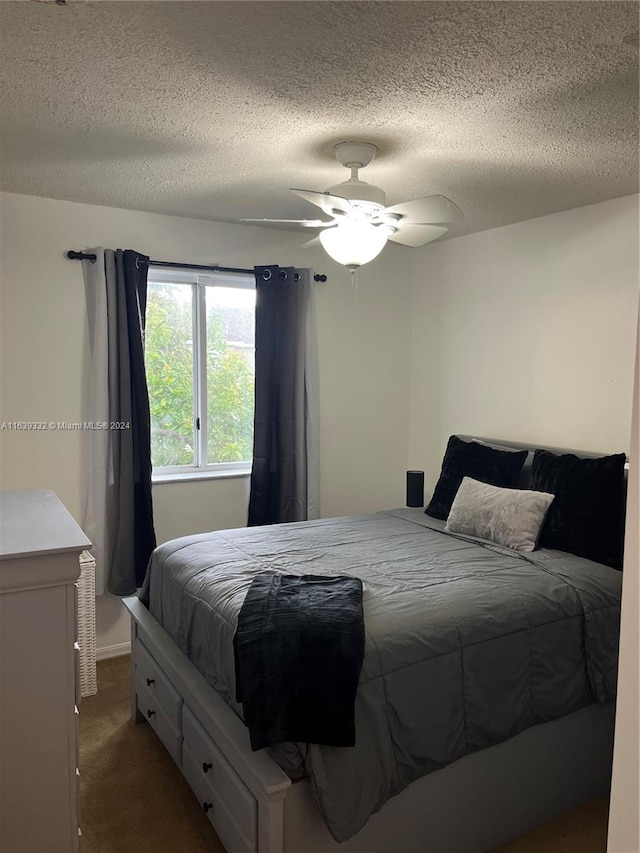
[106,249,156,595]
[248,265,317,526]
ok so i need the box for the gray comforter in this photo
[140,509,621,842]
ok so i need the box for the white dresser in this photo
[0,490,91,853]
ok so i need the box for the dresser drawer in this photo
[133,638,182,728]
[135,672,182,765]
[182,706,257,853]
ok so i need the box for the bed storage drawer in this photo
[135,671,182,765]
[182,705,257,853]
[133,638,182,728]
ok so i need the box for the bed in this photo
[123,436,624,853]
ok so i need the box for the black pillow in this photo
[425,436,528,520]
[530,449,626,569]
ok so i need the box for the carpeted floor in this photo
[80,657,609,853]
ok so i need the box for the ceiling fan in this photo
[242,142,463,271]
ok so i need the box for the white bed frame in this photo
[123,596,614,853]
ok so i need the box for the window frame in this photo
[146,266,256,482]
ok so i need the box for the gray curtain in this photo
[248,265,320,526]
[83,248,156,596]
[107,249,156,595]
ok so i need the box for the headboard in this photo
[456,434,629,490]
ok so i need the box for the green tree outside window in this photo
[145,281,255,469]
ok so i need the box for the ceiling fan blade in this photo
[290,188,354,217]
[241,218,332,228]
[383,195,463,225]
[301,235,323,249]
[388,224,448,248]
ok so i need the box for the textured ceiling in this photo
[0,1,638,240]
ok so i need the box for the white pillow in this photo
[445,477,554,552]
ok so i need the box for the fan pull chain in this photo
[350,268,359,305]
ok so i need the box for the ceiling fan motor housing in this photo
[326,178,386,209]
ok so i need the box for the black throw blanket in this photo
[233,572,365,751]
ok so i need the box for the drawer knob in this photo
[203,802,213,814]
[146,678,155,686]
[147,709,156,719]
[202,762,213,774]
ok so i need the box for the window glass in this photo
[206,286,256,464]
[145,271,255,474]
[146,281,194,467]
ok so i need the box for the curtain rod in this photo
[65,251,327,282]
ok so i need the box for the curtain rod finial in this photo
[66,250,97,263]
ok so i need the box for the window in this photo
[145,268,256,478]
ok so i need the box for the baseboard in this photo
[96,641,131,661]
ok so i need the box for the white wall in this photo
[408,195,640,494]
[0,192,413,652]
[608,301,640,853]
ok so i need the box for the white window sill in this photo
[152,469,251,485]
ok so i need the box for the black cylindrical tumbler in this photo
[406,470,425,508]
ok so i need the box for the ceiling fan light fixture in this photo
[318,221,391,269]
